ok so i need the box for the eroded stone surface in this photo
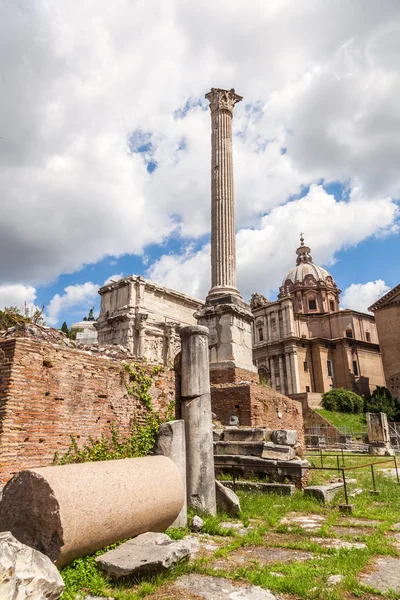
[208,546,314,570]
[337,518,381,528]
[360,557,400,593]
[281,513,326,531]
[96,532,190,579]
[311,537,366,550]
[171,574,278,599]
[330,526,371,537]
[184,535,220,559]
[0,531,64,600]
[215,480,241,516]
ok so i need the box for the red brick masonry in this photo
[211,382,305,448]
[0,338,176,484]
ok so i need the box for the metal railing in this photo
[215,454,400,507]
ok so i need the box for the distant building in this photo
[71,320,98,345]
[369,284,400,398]
[95,275,203,365]
[251,236,385,396]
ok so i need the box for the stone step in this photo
[223,480,295,496]
[304,483,344,503]
[222,427,266,442]
[214,454,309,479]
[214,441,295,461]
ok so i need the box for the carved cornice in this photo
[205,88,243,114]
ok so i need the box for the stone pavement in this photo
[149,574,279,599]
[360,557,400,593]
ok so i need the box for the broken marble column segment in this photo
[367,412,394,455]
[0,531,64,600]
[180,325,217,515]
[153,420,187,528]
[0,456,184,567]
[95,532,191,579]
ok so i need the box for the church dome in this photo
[282,262,332,287]
[281,235,334,287]
[279,235,340,314]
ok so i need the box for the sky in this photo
[0,0,399,327]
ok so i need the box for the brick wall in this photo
[211,383,305,448]
[375,304,400,395]
[0,339,177,484]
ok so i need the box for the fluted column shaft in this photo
[206,88,242,299]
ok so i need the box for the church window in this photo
[308,299,317,310]
[258,328,264,342]
[306,385,310,392]
[353,360,359,376]
[366,331,371,342]
[327,360,333,377]
[329,300,335,311]
[346,329,353,338]
[303,361,308,372]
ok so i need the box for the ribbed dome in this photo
[282,263,332,287]
[281,234,336,288]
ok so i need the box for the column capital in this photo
[205,88,243,114]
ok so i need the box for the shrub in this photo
[365,386,400,421]
[322,387,364,414]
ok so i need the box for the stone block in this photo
[304,483,344,503]
[215,480,241,516]
[153,420,187,528]
[222,428,266,442]
[223,481,295,496]
[0,456,184,567]
[95,532,190,579]
[0,531,64,599]
[214,441,294,460]
[277,459,309,479]
[261,443,295,460]
[270,430,298,446]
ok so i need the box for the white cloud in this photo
[0,284,37,311]
[103,273,123,286]
[46,283,99,326]
[148,185,398,301]
[0,1,400,287]
[341,280,391,313]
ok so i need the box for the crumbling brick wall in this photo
[211,383,305,448]
[0,339,177,484]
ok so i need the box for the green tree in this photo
[365,386,400,421]
[322,387,364,414]
[61,321,69,335]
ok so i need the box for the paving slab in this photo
[95,532,190,579]
[330,526,372,537]
[360,557,400,593]
[304,483,344,503]
[337,518,381,528]
[184,535,221,559]
[167,574,279,599]
[311,537,366,550]
[281,513,326,531]
[208,546,314,570]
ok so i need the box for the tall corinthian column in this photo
[205,88,242,300]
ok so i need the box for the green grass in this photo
[60,463,400,600]
[315,409,366,434]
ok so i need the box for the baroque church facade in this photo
[251,237,385,397]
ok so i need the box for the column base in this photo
[206,286,242,303]
[196,295,255,373]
